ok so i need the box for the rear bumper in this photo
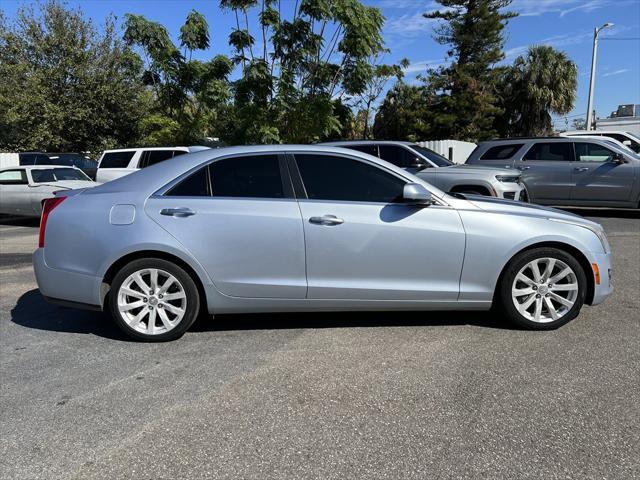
[33,248,103,310]
[588,251,613,306]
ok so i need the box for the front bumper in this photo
[494,183,528,202]
[588,250,613,306]
[33,248,103,310]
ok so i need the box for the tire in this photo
[497,247,587,330]
[109,258,200,341]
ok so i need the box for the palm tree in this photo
[497,45,577,136]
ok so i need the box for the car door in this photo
[145,153,307,299]
[515,141,575,203]
[289,152,465,301]
[0,169,29,215]
[571,142,636,204]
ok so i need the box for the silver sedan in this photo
[33,145,612,341]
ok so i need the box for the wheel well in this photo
[101,250,208,312]
[449,184,492,196]
[494,241,595,305]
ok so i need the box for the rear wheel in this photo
[497,248,587,330]
[109,258,200,341]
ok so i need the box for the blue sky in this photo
[2,0,639,130]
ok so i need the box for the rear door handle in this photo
[309,215,344,226]
[160,207,196,217]
[574,167,590,172]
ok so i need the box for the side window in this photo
[209,155,284,198]
[167,166,210,197]
[344,145,379,157]
[377,145,413,168]
[141,150,176,168]
[30,169,56,183]
[480,144,523,160]
[0,169,28,184]
[99,151,135,168]
[295,154,406,203]
[575,143,615,163]
[523,142,573,161]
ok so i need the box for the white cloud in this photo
[402,59,447,74]
[384,11,436,38]
[602,68,630,77]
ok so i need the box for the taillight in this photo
[39,197,66,248]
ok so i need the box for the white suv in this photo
[560,130,640,154]
[96,146,210,183]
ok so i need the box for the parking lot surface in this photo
[1,210,639,479]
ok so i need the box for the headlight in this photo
[548,218,610,253]
[495,175,520,183]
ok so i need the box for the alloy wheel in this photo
[511,257,579,323]
[117,268,187,335]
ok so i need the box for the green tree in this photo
[422,0,516,141]
[0,1,148,153]
[123,13,234,145]
[221,0,387,144]
[496,45,578,136]
[372,82,432,141]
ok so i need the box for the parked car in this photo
[560,130,640,153]
[322,140,527,201]
[0,165,97,217]
[5,152,99,180]
[34,145,612,341]
[466,137,640,208]
[96,146,210,183]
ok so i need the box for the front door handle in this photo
[309,214,344,226]
[517,166,530,171]
[160,207,196,217]
[574,167,590,172]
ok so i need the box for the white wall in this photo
[0,153,19,169]
[416,140,477,164]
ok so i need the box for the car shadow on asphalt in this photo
[11,289,129,341]
[12,289,515,341]
[0,215,40,227]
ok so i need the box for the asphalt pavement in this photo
[1,209,638,479]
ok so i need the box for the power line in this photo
[600,37,640,41]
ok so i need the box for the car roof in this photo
[321,140,414,146]
[0,165,79,172]
[101,146,190,153]
[88,144,447,198]
[562,130,633,135]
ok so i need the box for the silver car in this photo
[33,145,612,341]
[466,137,640,208]
[0,165,97,217]
[323,140,528,201]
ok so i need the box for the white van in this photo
[96,146,210,183]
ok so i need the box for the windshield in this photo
[31,168,90,183]
[408,145,453,167]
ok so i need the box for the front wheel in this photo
[497,248,587,330]
[109,258,200,341]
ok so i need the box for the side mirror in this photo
[410,157,428,169]
[403,183,434,205]
[611,152,627,164]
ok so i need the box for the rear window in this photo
[480,144,523,160]
[31,168,88,182]
[100,151,135,169]
[523,142,573,161]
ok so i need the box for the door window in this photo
[99,151,135,168]
[523,142,573,161]
[480,144,524,160]
[295,154,406,203]
[377,145,414,168]
[0,170,28,184]
[167,166,210,197]
[210,155,285,198]
[140,150,179,168]
[575,143,616,162]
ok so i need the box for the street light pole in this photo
[585,22,614,131]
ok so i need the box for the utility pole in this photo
[585,23,614,131]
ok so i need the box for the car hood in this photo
[456,194,603,229]
[420,164,515,176]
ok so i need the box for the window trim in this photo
[156,152,295,200]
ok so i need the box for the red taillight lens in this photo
[39,196,66,248]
